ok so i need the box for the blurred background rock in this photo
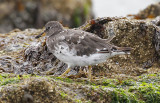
[92,0,158,17]
[0,0,93,33]
[0,0,160,33]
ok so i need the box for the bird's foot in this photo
[87,65,93,82]
[59,68,71,78]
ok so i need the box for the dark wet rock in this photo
[78,17,127,38]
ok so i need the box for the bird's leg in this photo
[78,67,84,75]
[59,68,71,78]
[88,65,92,81]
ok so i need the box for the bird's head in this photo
[35,21,63,38]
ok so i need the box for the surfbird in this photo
[35,21,131,80]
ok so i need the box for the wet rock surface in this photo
[0,17,160,102]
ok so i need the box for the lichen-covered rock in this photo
[106,19,156,64]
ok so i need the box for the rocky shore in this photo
[0,2,160,103]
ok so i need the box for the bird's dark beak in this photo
[35,29,47,39]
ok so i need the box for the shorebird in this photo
[35,21,131,80]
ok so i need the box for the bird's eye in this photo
[46,27,51,30]
[111,47,117,51]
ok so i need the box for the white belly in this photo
[55,53,110,67]
[53,43,110,67]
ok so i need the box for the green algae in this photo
[0,74,20,86]
[60,91,68,99]
[54,77,73,83]
[121,79,136,86]
[102,79,118,87]
[138,74,160,84]
[136,83,160,103]
[0,73,159,103]
[110,89,141,103]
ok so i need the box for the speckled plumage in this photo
[36,21,131,77]
[47,29,111,57]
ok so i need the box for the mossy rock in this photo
[0,73,159,103]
